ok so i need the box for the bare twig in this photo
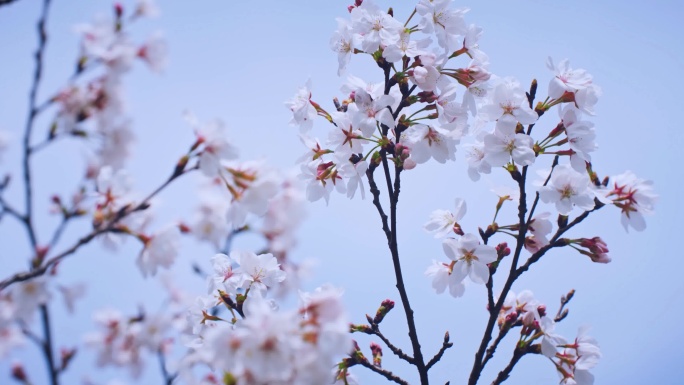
[370,324,415,364]
[356,359,410,385]
[426,332,453,370]
[0,0,21,8]
[481,327,511,369]
[490,344,541,385]
[157,349,177,385]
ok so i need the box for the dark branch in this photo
[371,324,415,364]
[490,344,540,385]
[426,332,453,370]
[357,359,410,385]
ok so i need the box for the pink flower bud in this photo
[537,305,547,318]
[402,158,416,170]
[11,362,27,381]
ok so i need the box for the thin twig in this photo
[22,0,52,250]
[0,0,21,7]
[0,167,196,291]
[371,324,415,364]
[426,332,453,370]
[481,327,511,369]
[157,349,177,385]
[357,359,410,385]
[490,345,540,385]
[39,304,58,385]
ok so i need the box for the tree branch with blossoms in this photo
[1,0,659,384]
[287,1,657,384]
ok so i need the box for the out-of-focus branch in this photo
[22,0,52,250]
[0,167,196,291]
[0,0,21,8]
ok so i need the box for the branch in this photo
[39,304,58,385]
[517,204,603,276]
[157,349,177,385]
[481,326,511,369]
[426,331,453,370]
[22,0,52,250]
[370,324,415,365]
[0,167,196,291]
[490,344,540,385]
[366,166,391,241]
[356,359,410,385]
[0,0,21,8]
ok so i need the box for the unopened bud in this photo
[496,242,510,259]
[452,222,464,236]
[370,342,383,367]
[174,155,189,177]
[32,245,50,268]
[114,3,124,18]
[178,222,191,234]
[557,214,568,228]
[11,362,27,382]
[537,305,547,318]
[60,347,77,370]
[374,299,395,324]
[350,323,373,334]
[504,311,518,325]
[402,158,416,170]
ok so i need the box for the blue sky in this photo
[1,0,682,384]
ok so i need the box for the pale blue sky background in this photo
[0,1,683,384]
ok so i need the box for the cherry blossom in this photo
[330,18,355,76]
[350,0,403,53]
[402,124,459,164]
[185,112,238,178]
[383,29,430,63]
[547,58,593,100]
[223,161,280,227]
[425,260,466,297]
[424,197,467,238]
[233,250,286,295]
[442,233,497,285]
[187,192,230,249]
[137,32,167,73]
[479,78,538,124]
[136,225,181,277]
[416,0,468,52]
[539,165,596,215]
[285,80,317,132]
[483,119,535,167]
[606,171,657,231]
[464,141,492,181]
[348,89,395,136]
[560,106,596,172]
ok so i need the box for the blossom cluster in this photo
[497,291,602,385]
[284,0,657,383]
[52,1,165,172]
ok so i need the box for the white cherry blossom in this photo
[442,233,497,285]
[483,119,535,166]
[539,165,596,215]
[136,225,181,278]
[424,197,467,238]
[479,78,538,124]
